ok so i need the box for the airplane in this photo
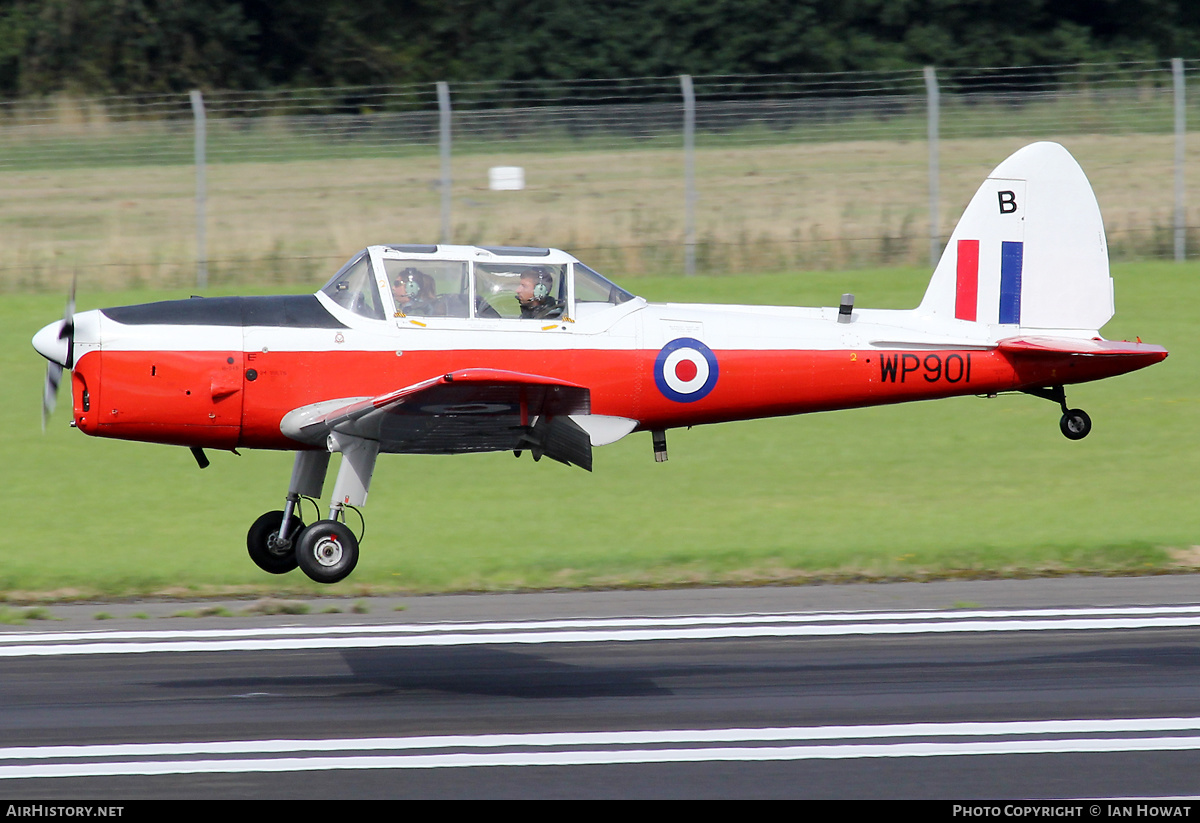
[33,141,1167,585]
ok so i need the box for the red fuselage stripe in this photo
[69,344,1165,452]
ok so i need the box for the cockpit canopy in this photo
[319,244,636,322]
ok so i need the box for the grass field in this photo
[3,260,1196,601]
[1,131,1197,291]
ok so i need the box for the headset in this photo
[395,267,425,299]
[528,268,554,301]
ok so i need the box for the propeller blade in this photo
[42,362,63,432]
[61,275,76,369]
[40,275,77,430]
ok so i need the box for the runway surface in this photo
[4,576,1200,799]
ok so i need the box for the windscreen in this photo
[320,252,386,320]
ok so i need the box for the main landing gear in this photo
[1022,385,1092,441]
[247,510,302,574]
[245,436,379,585]
[295,520,359,584]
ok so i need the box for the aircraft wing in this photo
[280,368,594,470]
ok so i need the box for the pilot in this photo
[392,268,436,316]
[516,267,561,319]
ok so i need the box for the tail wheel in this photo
[1059,409,1092,440]
[296,520,359,584]
[247,511,304,574]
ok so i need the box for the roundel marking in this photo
[654,337,719,403]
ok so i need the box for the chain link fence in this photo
[0,60,1194,291]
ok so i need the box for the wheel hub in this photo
[313,536,343,566]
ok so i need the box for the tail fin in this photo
[918,142,1113,333]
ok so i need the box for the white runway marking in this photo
[5,718,1200,779]
[0,604,1198,657]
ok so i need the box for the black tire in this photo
[296,520,359,584]
[1059,408,1092,440]
[247,511,304,574]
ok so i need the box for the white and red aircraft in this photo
[33,142,1167,584]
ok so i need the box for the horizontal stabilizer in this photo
[997,335,1168,387]
[997,336,1168,359]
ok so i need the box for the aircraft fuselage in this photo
[62,294,1164,453]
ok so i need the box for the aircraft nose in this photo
[32,320,70,367]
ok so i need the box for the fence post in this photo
[189,90,208,289]
[923,66,940,268]
[681,75,696,276]
[1174,58,1186,262]
[437,81,452,245]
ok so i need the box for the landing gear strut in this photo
[245,438,378,585]
[1023,385,1092,440]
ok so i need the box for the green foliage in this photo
[0,0,260,95]
[0,1,1199,96]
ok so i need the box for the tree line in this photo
[1,0,1198,98]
